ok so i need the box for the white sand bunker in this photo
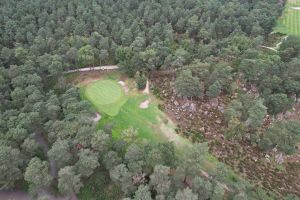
[139,100,150,109]
[291,7,300,10]
[118,81,129,93]
[92,113,101,122]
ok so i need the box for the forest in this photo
[0,0,300,199]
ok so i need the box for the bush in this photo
[135,71,147,90]
[259,120,300,154]
[207,81,222,99]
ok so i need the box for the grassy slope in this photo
[274,0,300,36]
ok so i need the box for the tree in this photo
[103,151,122,170]
[175,188,198,200]
[279,36,300,62]
[150,165,170,195]
[245,99,267,129]
[121,127,138,143]
[174,144,208,188]
[121,29,133,46]
[48,139,72,169]
[0,145,23,189]
[175,69,202,98]
[77,45,94,67]
[135,72,147,90]
[211,184,225,200]
[191,176,213,200]
[58,166,83,195]
[75,149,99,177]
[207,81,222,99]
[266,93,292,115]
[260,120,300,154]
[110,164,135,195]
[134,185,152,200]
[91,130,111,154]
[24,157,52,194]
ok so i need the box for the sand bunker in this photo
[139,100,150,109]
[118,81,129,93]
[92,113,101,122]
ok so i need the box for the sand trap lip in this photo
[291,7,300,10]
[139,100,150,109]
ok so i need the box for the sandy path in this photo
[291,7,300,10]
[64,65,119,74]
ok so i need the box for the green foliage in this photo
[0,145,23,189]
[58,166,83,195]
[266,93,292,115]
[260,120,300,154]
[135,72,147,90]
[75,149,100,177]
[175,188,198,200]
[175,69,202,98]
[24,157,52,193]
[207,81,222,99]
[246,99,267,129]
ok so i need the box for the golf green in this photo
[83,80,127,116]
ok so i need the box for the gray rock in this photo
[216,120,221,124]
[275,153,284,164]
[209,98,219,107]
[182,102,190,109]
[189,103,197,112]
[174,101,179,106]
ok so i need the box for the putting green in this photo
[82,80,127,116]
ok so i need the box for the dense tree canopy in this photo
[0,0,298,199]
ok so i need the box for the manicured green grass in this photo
[82,80,127,116]
[274,0,300,36]
[98,95,168,142]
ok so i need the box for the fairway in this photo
[82,79,127,116]
[274,0,300,35]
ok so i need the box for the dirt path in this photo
[260,45,278,52]
[291,7,300,10]
[34,133,78,200]
[35,133,57,178]
[64,65,118,74]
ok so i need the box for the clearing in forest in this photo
[80,72,189,145]
[274,0,300,36]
